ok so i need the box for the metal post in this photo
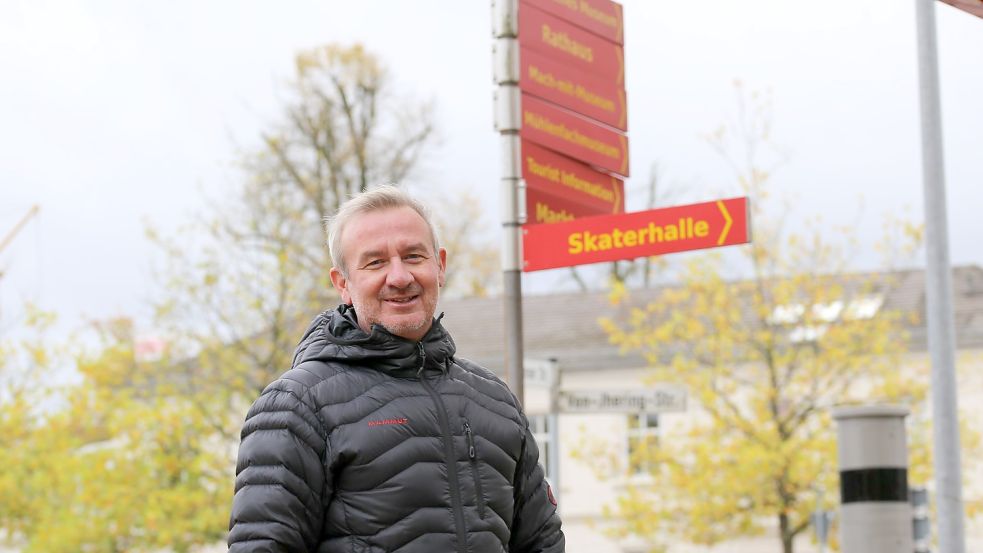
[914,1,966,551]
[912,486,932,553]
[492,0,525,406]
[504,266,524,405]
[833,405,913,553]
[547,357,560,506]
[811,486,831,553]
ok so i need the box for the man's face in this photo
[329,206,446,342]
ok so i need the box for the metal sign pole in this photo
[492,0,525,406]
[913,1,966,551]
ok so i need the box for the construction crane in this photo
[0,204,41,280]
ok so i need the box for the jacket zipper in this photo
[463,419,487,518]
[418,343,468,553]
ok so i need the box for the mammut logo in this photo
[367,418,408,427]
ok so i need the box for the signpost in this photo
[518,2,625,85]
[527,187,605,224]
[497,0,751,423]
[512,0,629,226]
[522,197,750,272]
[495,0,631,406]
[559,387,687,414]
[520,93,629,176]
[522,140,624,219]
[521,0,624,44]
[520,47,627,130]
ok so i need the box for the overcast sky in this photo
[2,0,981,336]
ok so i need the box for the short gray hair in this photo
[325,184,441,276]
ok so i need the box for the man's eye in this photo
[363,259,385,269]
[405,254,427,262]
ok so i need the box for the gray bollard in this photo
[833,405,914,553]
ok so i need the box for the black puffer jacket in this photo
[228,305,564,553]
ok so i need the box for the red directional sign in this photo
[519,1,625,86]
[939,0,983,18]
[522,197,750,272]
[520,47,627,131]
[527,187,620,224]
[521,93,629,177]
[521,140,623,216]
[522,0,624,45]
[527,187,589,224]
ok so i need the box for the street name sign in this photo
[520,46,627,130]
[559,387,687,413]
[518,1,625,86]
[524,357,557,387]
[522,196,750,272]
[521,93,629,177]
[522,139,624,217]
[522,0,624,45]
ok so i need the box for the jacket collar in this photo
[304,304,456,378]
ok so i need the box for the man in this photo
[228,185,564,553]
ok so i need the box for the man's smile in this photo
[384,294,419,305]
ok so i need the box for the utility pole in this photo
[913,1,966,552]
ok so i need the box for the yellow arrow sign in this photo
[716,200,733,245]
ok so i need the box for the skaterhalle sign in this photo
[522,197,750,271]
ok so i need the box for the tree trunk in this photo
[779,512,794,553]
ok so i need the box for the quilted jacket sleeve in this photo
[509,413,565,553]
[228,379,327,553]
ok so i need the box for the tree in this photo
[0,304,57,547]
[589,87,938,553]
[598,255,930,553]
[432,190,502,298]
[149,44,501,429]
[1,313,230,553]
[147,43,442,443]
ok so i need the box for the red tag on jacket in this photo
[547,483,557,506]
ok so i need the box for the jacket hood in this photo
[297,304,456,378]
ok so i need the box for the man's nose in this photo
[386,258,414,288]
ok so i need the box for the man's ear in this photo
[437,248,447,288]
[329,266,353,304]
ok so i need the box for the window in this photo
[844,295,883,320]
[626,412,660,476]
[528,414,555,481]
